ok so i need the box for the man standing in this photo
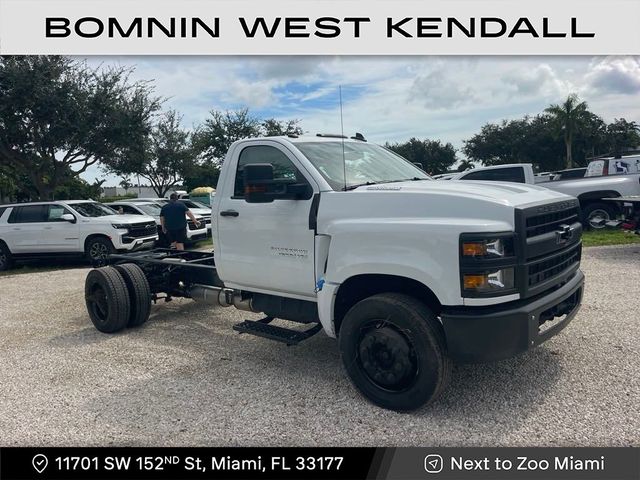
[160,193,200,250]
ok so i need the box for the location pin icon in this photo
[32,454,48,474]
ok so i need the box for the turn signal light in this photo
[463,274,487,289]
[462,242,487,257]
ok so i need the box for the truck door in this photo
[216,142,318,298]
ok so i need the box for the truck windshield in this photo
[72,202,117,217]
[295,141,431,191]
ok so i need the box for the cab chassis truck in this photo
[85,135,585,411]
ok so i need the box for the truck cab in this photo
[85,135,585,411]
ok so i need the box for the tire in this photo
[0,242,12,272]
[582,202,616,230]
[339,293,451,411]
[85,236,115,264]
[114,263,152,328]
[85,267,131,333]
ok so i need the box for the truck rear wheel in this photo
[85,267,131,333]
[114,263,152,328]
[582,202,615,229]
[339,293,451,411]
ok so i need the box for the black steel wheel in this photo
[0,243,12,272]
[114,263,152,328]
[85,237,115,264]
[339,293,451,411]
[85,267,130,333]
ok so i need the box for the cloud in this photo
[501,64,571,98]
[585,57,640,95]
[410,69,475,110]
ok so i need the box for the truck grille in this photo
[127,221,157,238]
[516,199,582,297]
[527,243,582,287]
[526,206,580,237]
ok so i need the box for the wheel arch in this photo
[333,273,442,336]
[0,238,11,253]
[577,190,620,205]
[84,233,114,251]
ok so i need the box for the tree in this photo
[192,109,261,164]
[261,118,304,137]
[192,109,305,165]
[182,162,221,191]
[53,175,104,200]
[119,177,132,194]
[545,94,590,169]
[607,119,640,155]
[138,111,193,198]
[0,56,161,200]
[385,138,457,175]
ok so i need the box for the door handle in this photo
[220,210,239,217]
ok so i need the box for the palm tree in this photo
[545,94,589,169]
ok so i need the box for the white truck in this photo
[84,135,584,411]
[448,158,640,228]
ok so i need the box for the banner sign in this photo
[0,0,639,55]
[0,447,638,480]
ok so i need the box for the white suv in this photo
[106,200,208,244]
[0,200,158,271]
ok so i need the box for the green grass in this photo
[582,229,640,247]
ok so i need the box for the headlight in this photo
[463,268,515,294]
[111,223,128,229]
[460,233,517,297]
[461,237,513,258]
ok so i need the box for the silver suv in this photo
[0,200,158,271]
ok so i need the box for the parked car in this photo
[105,201,208,244]
[129,198,212,233]
[446,162,640,229]
[0,200,158,271]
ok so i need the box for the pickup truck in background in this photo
[448,155,640,229]
[83,134,585,411]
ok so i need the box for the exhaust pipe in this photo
[189,284,259,312]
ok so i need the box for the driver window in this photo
[234,145,303,198]
[47,205,72,222]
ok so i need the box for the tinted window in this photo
[47,205,72,221]
[120,205,141,215]
[462,167,526,183]
[234,146,303,197]
[9,205,48,223]
[72,202,117,217]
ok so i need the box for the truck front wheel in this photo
[339,293,451,411]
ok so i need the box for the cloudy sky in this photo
[79,55,640,185]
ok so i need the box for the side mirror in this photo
[60,213,76,223]
[413,162,425,171]
[243,163,312,203]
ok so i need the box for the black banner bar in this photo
[0,447,638,480]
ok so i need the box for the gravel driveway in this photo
[0,245,638,446]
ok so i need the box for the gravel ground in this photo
[0,245,638,447]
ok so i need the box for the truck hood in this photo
[354,179,572,208]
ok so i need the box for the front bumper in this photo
[441,269,584,363]
[116,234,158,251]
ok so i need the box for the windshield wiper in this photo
[344,181,382,191]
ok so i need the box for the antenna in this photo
[339,86,347,191]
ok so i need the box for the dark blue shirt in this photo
[160,201,188,230]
